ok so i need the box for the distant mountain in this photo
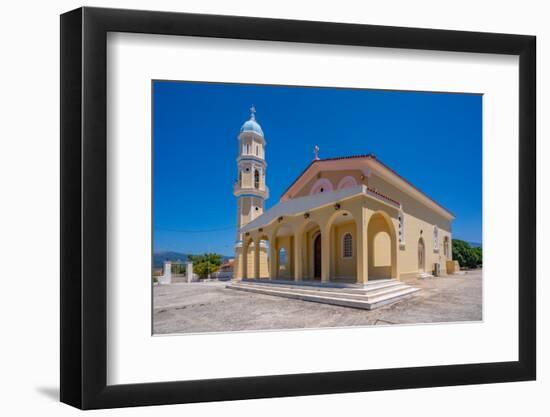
[153,251,232,268]
[468,241,482,248]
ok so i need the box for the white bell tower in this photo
[233,106,269,280]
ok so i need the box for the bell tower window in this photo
[254,169,260,189]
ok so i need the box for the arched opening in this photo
[272,224,294,280]
[328,210,357,283]
[443,236,450,259]
[258,235,270,278]
[418,237,426,272]
[242,238,255,279]
[367,212,397,279]
[254,169,260,189]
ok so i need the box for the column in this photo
[294,230,303,281]
[186,261,194,283]
[253,236,261,279]
[242,242,248,280]
[356,207,369,285]
[321,224,331,283]
[233,246,243,281]
[269,234,278,279]
[160,261,172,285]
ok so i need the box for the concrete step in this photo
[226,280,420,310]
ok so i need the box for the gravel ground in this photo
[153,269,482,334]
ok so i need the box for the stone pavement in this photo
[153,269,482,334]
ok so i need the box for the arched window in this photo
[254,170,260,189]
[309,178,334,196]
[342,233,353,258]
[279,248,287,270]
[246,144,250,154]
[239,171,242,186]
[337,176,358,190]
[256,145,259,156]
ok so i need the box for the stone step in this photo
[366,287,420,309]
[231,281,411,302]
[226,281,420,310]
[239,278,403,293]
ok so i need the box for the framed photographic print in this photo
[60,6,536,410]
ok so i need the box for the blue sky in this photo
[153,81,482,256]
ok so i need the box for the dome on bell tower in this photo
[240,106,264,137]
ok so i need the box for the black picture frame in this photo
[60,6,536,410]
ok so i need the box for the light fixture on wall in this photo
[334,203,341,210]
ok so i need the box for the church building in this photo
[233,107,456,285]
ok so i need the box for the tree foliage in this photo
[187,253,223,279]
[452,239,482,269]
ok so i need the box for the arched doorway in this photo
[313,233,322,279]
[418,237,426,272]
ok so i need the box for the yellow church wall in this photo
[367,173,452,276]
[368,173,451,232]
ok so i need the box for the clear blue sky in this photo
[153,80,482,256]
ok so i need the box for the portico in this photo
[238,184,399,285]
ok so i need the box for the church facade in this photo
[233,108,456,284]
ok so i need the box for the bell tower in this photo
[233,106,269,280]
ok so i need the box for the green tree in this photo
[452,239,482,269]
[187,253,223,279]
